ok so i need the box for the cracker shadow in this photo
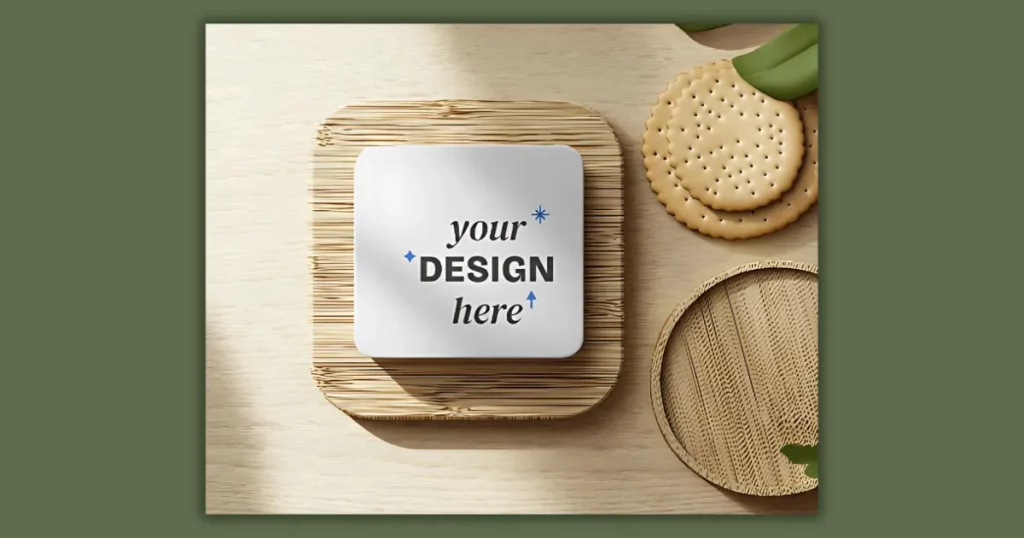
[684,24,790,51]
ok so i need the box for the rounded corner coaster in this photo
[354,144,584,359]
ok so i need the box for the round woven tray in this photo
[651,260,819,496]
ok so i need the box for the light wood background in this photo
[206,23,818,515]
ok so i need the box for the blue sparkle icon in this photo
[404,250,416,262]
[531,205,550,223]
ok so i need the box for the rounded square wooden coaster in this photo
[311,100,624,420]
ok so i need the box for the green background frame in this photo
[3,0,1016,535]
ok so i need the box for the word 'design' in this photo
[354,145,584,359]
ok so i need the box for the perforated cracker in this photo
[666,66,804,212]
[642,61,818,240]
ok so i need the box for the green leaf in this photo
[780,443,817,464]
[732,23,819,101]
[803,461,819,479]
[676,23,729,33]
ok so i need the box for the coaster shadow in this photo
[719,487,819,514]
[358,351,633,450]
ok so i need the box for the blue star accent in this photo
[531,205,550,223]
[404,250,416,262]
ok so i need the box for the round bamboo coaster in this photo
[651,260,818,496]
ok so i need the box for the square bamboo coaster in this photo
[311,100,624,420]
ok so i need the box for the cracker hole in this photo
[804,189,809,193]
[813,160,818,165]
[763,218,768,222]
[786,202,792,206]
[770,183,775,187]
[720,219,725,223]
[702,215,706,220]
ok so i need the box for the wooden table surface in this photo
[205,23,818,515]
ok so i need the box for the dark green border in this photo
[3,0,1014,535]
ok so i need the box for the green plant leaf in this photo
[780,443,817,464]
[732,23,819,101]
[676,23,729,33]
[781,443,818,480]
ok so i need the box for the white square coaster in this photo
[354,144,584,358]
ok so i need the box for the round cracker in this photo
[642,63,817,240]
[666,66,805,211]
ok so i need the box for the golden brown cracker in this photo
[642,64,817,240]
[666,66,804,211]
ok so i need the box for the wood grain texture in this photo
[206,23,816,514]
[651,261,819,497]
[312,100,624,420]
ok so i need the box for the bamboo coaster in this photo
[651,261,819,495]
[311,100,624,420]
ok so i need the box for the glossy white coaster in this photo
[354,144,584,358]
